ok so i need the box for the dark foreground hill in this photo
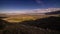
[0,16,60,34]
[0,19,9,30]
[21,16,60,31]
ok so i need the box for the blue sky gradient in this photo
[0,0,60,12]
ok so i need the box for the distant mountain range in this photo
[45,10,60,15]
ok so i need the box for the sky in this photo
[0,0,60,13]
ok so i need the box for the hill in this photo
[0,16,60,34]
[20,16,60,31]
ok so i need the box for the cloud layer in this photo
[0,8,60,14]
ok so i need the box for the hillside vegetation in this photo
[20,16,60,31]
[0,15,60,34]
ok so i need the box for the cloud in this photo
[26,8,60,13]
[35,0,43,4]
[0,8,60,14]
